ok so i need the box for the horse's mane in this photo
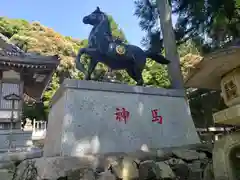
[97,11,113,38]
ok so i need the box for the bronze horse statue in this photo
[76,7,170,85]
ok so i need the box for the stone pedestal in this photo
[43,79,200,157]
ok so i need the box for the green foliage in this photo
[0,17,84,120]
[178,40,199,57]
[0,17,30,38]
[173,0,240,51]
[42,74,60,114]
[143,60,170,87]
[133,0,240,128]
[134,0,240,53]
[108,15,127,43]
[237,0,240,7]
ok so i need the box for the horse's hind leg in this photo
[131,54,146,86]
[85,59,97,80]
[127,67,144,86]
[134,67,144,86]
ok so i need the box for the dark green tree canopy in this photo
[134,0,240,53]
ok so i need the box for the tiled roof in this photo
[0,34,60,99]
[184,43,240,89]
[0,33,24,56]
[0,33,59,65]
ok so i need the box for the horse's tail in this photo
[145,51,170,64]
[75,49,87,75]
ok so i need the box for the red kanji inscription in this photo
[115,107,130,124]
[151,109,163,124]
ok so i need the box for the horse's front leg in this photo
[76,48,87,74]
[76,47,97,62]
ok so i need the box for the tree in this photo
[173,0,239,127]
[134,0,240,53]
[108,15,127,43]
[133,0,240,128]
[134,0,163,51]
[173,0,240,52]
[0,17,30,38]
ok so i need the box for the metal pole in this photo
[156,0,184,89]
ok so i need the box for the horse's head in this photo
[83,7,107,26]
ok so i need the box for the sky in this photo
[0,0,176,47]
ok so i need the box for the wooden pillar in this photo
[156,0,184,89]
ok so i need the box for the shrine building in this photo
[0,33,59,150]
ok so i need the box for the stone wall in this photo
[0,144,214,180]
[0,130,32,153]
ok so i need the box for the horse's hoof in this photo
[84,77,90,81]
[136,82,144,86]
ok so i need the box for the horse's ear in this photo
[96,6,101,12]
